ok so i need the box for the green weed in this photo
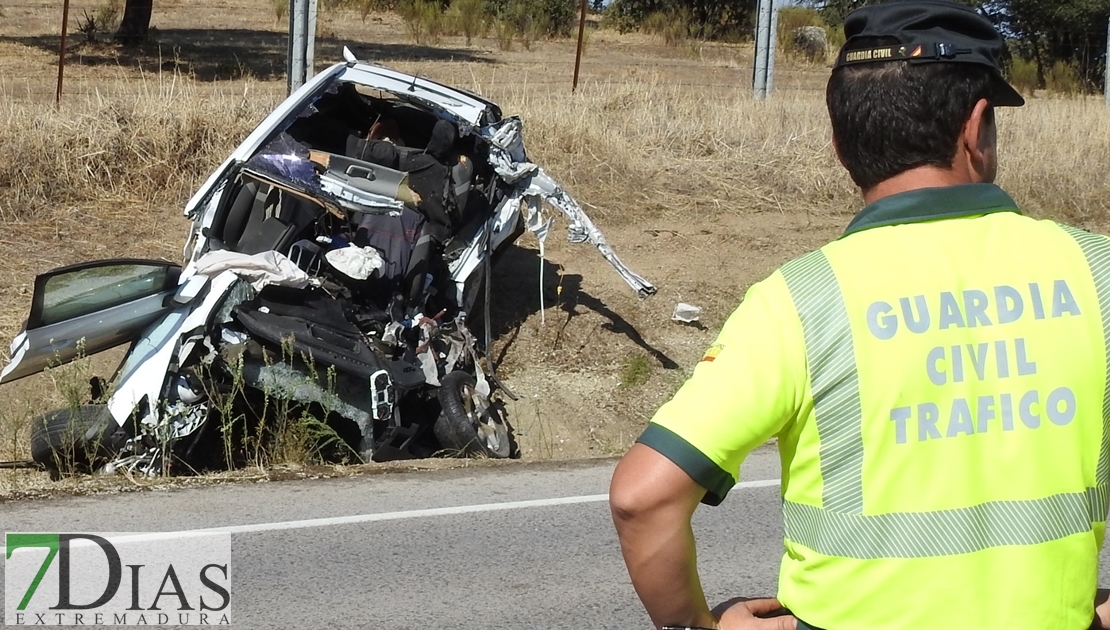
[619,353,653,389]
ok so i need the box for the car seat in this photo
[216,174,323,256]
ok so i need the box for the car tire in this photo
[434,371,513,458]
[30,405,117,478]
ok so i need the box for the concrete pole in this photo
[306,0,317,78]
[287,0,308,94]
[753,0,766,98]
[767,1,778,96]
[753,0,776,99]
[1105,17,1109,109]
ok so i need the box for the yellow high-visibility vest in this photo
[642,183,1110,629]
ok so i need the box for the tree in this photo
[985,0,1110,90]
[813,0,1109,93]
[814,0,980,26]
[115,0,153,45]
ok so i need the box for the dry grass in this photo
[1,1,1109,493]
[0,78,277,223]
[487,74,852,223]
[483,76,1110,229]
[995,98,1110,226]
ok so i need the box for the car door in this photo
[1,259,182,384]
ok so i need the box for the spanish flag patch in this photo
[701,344,724,362]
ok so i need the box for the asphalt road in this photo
[5,447,1110,629]
[0,448,782,629]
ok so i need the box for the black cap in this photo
[834,0,1024,107]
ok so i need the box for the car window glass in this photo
[39,264,173,327]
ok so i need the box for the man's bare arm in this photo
[610,443,718,629]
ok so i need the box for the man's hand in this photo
[714,598,796,630]
[1093,589,1110,629]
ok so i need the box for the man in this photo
[610,1,1110,629]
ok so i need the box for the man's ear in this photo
[961,98,997,182]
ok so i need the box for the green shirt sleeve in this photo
[639,272,807,505]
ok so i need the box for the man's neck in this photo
[862,166,979,206]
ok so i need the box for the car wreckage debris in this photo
[1,51,655,478]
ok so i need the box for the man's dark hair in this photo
[826,42,996,191]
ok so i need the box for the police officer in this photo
[609,1,1110,628]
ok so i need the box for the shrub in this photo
[95,0,123,32]
[398,0,445,44]
[1045,60,1083,96]
[319,0,399,18]
[603,0,752,40]
[823,23,845,52]
[641,10,687,47]
[495,17,516,50]
[777,6,829,62]
[777,5,822,37]
[1009,56,1039,96]
[447,0,488,44]
[488,0,575,39]
[358,0,396,19]
[600,1,637,33]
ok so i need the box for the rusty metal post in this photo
[572,0,587,92]
[56,0,71,108]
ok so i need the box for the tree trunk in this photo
[115,0,153,45]
[1031,36,1046,89]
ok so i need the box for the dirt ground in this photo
[0,0,975,493]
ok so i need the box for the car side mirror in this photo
[172,274,209,306]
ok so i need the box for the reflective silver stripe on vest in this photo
[780,250,864,514]
[1061,224,1110,491]
[784,487,1106,559]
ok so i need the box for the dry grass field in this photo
[1,0,1109,495]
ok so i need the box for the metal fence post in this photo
[56,0,71,108]
[572,0,587,92]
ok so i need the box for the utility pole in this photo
[753,0,777,100]
[1105,17,1109,109]
[287,0,318,94]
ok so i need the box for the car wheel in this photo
[30,405,117,478]
[434,371,513,458]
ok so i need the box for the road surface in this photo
[3,446,1110,628]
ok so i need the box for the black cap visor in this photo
[988,73,1025,107]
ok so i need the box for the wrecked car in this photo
[0,49,655,478]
